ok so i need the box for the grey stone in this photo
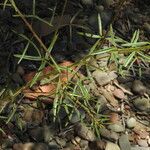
[131,146,150,150]
[133,97,150,112]
[100,128,119,142]
[119,134,131,150]
[105,142,120,150]
[131,80,146,95]
[75,123,95,141]
[107,123,125,132]
[92,70,117,86]
[126,117,136,128]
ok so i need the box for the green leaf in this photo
[124,51,136,67]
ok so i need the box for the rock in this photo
[133,97,150,112]
[28,127,44,142]
[12,73,24,85]
[143,23,150,34]
[109,113,120,124]
[75,123,95,141]
[92,70,117,86]
[119,134,131,150]
[43,125,55,142]
[23,107,44,124]
[131,80,146,95]
[107,123,125,132]
[55,137,66,147]
[137,139,149,147]
[70,109,85,123]
[16,65,25,76]
[48,140,59,149]
[89,140,106,150]
[95,95,107,113]
[113,89,125,100]
[126,117,136,128]
[100,128,119,142]
[131,145,150,150]
[32,143,49,150]
[79,139,89,149]
[88,57,99,71]
[81,0,93,6]
[105,142,120,150]
[13,143,34,150]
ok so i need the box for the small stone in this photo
[109,113,120,124]
[79,139,89,149]
[95,95,107,113]
[12,73,24,85]
[16,65,25,76]
[81,0,93,6]
[89,140,106,150]
[100,128,119,142]
[75,123,95,141]
[32,143,49,150]
[119,134,131,150]
[92,70,117,86]
[126,117,136,128]
[131,146,150,150]
[70,109,85,123]
[13,143,34,150]
[28,127,44,142]
[43,125,55,142]
[143,23,150,34]
[107,123,125,132]
[137,139,148,147]
[131,80,146,95]
[113,89,125,100]
[133,98,150,112]
[105,142,120,150]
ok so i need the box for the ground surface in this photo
[0,0,150,150]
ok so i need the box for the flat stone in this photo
[119,134,131,150]
[108,123,125,133]
[100,128,119,142]
[126,117,136,128]
[105,142,120,150]
[131,146,150,150]
[133,98,150,112]
[75,123,95,141]
[92,70,117,86]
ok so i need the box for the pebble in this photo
[28,127,44,142]
[70,109,85,124]
[131,146,150,150]
[113,89,125,100]
[89,140,106,150]
[133,97,150,112]
[137,139,149,147]
[32,143,49,150]
[100,128,119,142]
[75,123,95,141]
[107,123,125,132]
[105,142,120,150]
[95,95,107,113]
[43,125,55,142]
[126,117,136,128]
[131,80,146,95]
[81,0,93,6]
[119,134,131,150]
[143,23,150,34]
[13,143,34,150]
[92,70,117,86]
